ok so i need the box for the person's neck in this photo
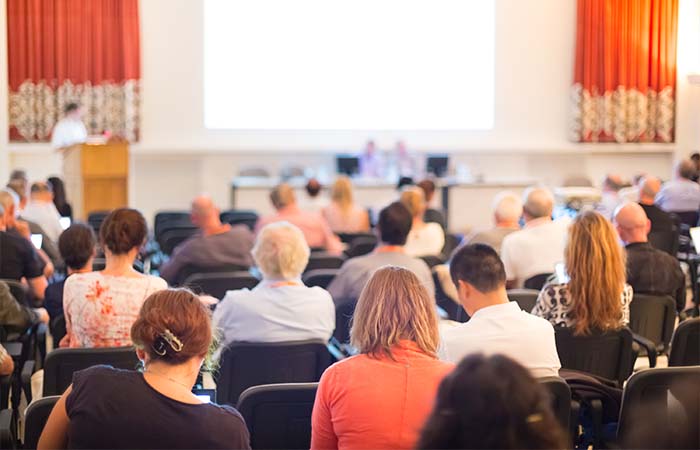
[496,220,519,229]
[201,220,230,237]
[103,252,137,275]
[412,217,425,228]
[375,244,405,254]
[525,216,552,227]
[626,237,648,246]
[68,264,93,276]
[639,197,654,206]
[466,288,510,316]
[144,359,200,390]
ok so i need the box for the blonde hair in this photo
[399,187,426,218]
[331,176,354,213]
[351,266,440,359]
[253,222,310,280]
[565,210,627,335]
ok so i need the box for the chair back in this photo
[539,377,571,432]
[337,232,374,244]
[629,294,676,352]
[507,289,540,313]
[670,210,699,229]
[237,383,318,450]
[154,211,192,238]
[524,273,553,290]
[43,347,140,396]
[157,227,198,255]
[304,253,345,272]
[344,237,377,258]
[333,300,357,343]
[647,222,679,256]
[49,315,66,344]
[554,327,634,385]
[174,263,249,287]
[24,396,60,450]
[432,269,468,322]
[668,317,700,367]
[302,269,338,290]
[86,211,110,234]
[220,210,259,231]
[183,271,259,300]
[216,340,331,406]
[419,255,444,268]
[617,367,700,449]
[441,233,462,259]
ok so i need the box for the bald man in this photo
[638,176,675,233]
[656,160,700,213]
[614,203,686,313]
[159,196,255,285]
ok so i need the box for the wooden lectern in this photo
[63,142,129,220]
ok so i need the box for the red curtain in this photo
[7,0,140,142]
[571,0,678,143]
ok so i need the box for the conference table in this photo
[230,176,536,234]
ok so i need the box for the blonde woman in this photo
[400,187,445,257]
[311,266,454,450]
[531,210,632,335]
[322,176,370,233]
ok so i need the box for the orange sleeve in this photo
[310,369,338,450]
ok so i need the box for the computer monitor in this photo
[336,156,360,176]
[426,155,449,178]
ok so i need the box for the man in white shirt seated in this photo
[51,103,88,149]
[441,244,561,378]
[213,221,335,347]
[21,181,64,244]
[500,187,570,288]
[655,159,700,213]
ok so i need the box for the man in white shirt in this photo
[655,159,700,213]
[500,186,570,288]
[21,182,64,244]
[441,244,561,378]
[51,103,87,149]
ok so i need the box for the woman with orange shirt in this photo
[311,266,454,450]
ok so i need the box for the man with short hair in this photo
[327,202,434,304]
[500,187,570,288]
[614,203,686,313]
[638,176,675,233]
[463,191,522,254]
[440,244,561,378]
[655,159,700,213]
[596,174,625,219]
[160,195,255,285]
[21,181,64,244]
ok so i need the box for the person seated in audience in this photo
[302,178,328,213]
[532,210,632,334]
[21,181,64,244]
[311,267,453,450]
[417,354,567,450]
[500,187,570,288]
[614,202,686,313]
[655,159,700,213]
[463,191,522,254]
[322,176,370,233]
[0,279,49,335]
[417,179,447,230]
[213,222,334,347]
[0,344,13,377]
[441,244,560,377]
[400,186,445,257]
[159,195,254,285]
[618,173,645,202]
[256,183,343,254]
[62,208,167,348]
[38,289,251,450]
[638,175,675,233]
[595,173,625,219]
[45,223,96,322]
[47,176,73,219]
[327,202,434,304]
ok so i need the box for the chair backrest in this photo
[670,210,699,229]
[554,327,634,385]
[419,255,445,268]
[668,317,700,367]
[219,210,259,231]
[507,289,540,313]
[441,233,462,259]
[539,377,571,432]
[183,271,259,300]
[524,273,553,290]
[24,396,60,450]
[158,227,198,255]
[302,269,338,290]
[216,340,331,406]
[174,263,249,287]
[344,237,377,258]
[629,294,676,352]
[49,315,66,345]
[333,299,357,344]
[337,232,375,244]
[647,222,680,256]
[43,347,140,396]
[86,211,110,234]
[617,366,700,449]
[237,383,318,450]
[432,269,468,323]
[154,211,192,238]
[304,253,345,272]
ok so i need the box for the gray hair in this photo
[253,221,310,280]
[522,186,554,219]
[676,159,696,180]
[492,191,523,222]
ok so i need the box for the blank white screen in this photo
[204,0,494,130]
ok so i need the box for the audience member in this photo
[62,208,167,348]
[48,176,73,219]
[614,203,686,313]
[256,183,343,254]
[21,181,64,244]
[45,224,96,322]
[38,289,251,450]
[595,174,625,218]
[638,176,675,233]
[500,187,569,288]
[0,279,49,335]
[441,244,560,377]
[462,191,522,254]
[417,179,447,230]
[400,187,445,256]
[160,196,254,285]
[322,176,370,233]
[0,344,13,377]
[302,178,328,212]
[311,267,453,450]
[213,222,334,346]
[417,354,567,450]
[327,202,434,303]
[532,211,632,334]
[655,159,700,213]
[618,173,645,202]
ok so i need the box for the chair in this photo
[628,294,676,353]
[333,300,357,344]
[49,315,66,345]
[215,340,331,406]
[173,263,249,287]
[507,289,540,313]
[304,253,345,272]
[219,210,259,231]
[183,271,259,300]
[237,383,318,450]
[668,317,700,366]
[0,408,14,449]
[157,227,198,255]
[23,396,60,450]
[302,269,338,289]
[669,210,699,229]
[344,237,377,258]
[440,233,462,260]
[43,347,139,396]
[432,269,468,323]
[524,273,553,290]
[154,211,192,238]
[617,366,700,449]
[647,223,680,256]
[539,377,571,432]
[86,211,110,234]
[419,255,444,268]
[337,232,374,244]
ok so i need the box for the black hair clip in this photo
[152,329,184,356]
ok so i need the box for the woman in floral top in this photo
[62,209,167,348]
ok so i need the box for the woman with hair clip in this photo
[38,289,251,450]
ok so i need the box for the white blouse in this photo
[404,222,445,257]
